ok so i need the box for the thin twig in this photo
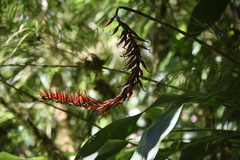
[0,63,79,68]
[115,6,240,69]
[0,75,102,129]
[0,63,187,91]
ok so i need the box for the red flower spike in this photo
[140,60,149,72]
[44,89,49,98]
[76,89,82,96]
[124,54,135,63]
[68,93,73,103]
[130,30,144,40]
[63,93,67,102]
[52,90,56,99]
[119,30,127,39]
[37,91,45,97]
[61,91,64,101]
[139,69,143,77]
[125,43,134,54]
[48,90,52,99]
[118,35,126,46]
[58,93,62,103]
[75,93,80,105]
[71,94,75,104]
[111,25,120,35]
[104,17,115,27]
[66,93,70,102]
[71,93,75,103]
[80,96,84,106]
[77,90,84,105]
[126,61,137,70]
[82,90,91,105]
[126,56,136,66]
[78,95,82,106]
[138,45,150,52]
[70,95,73,104]
[83,90,89,99]
[89,98,101,106]
[137,79,144,90]
[123,39,131,48]
[38,15,149,116]
[54,90,58,99]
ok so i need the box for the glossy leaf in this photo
[95,139,128,160]
[131,97,187,160]
[74,114,141,160]
[145,107,163,121]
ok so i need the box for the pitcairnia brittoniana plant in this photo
[38,8,149,115]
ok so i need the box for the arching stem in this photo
[115,6,240,69]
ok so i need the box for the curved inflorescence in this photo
[38,14,149,115]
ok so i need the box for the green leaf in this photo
[154,146,182,160]
[0,151,47,160]
[131,97,188,160]
[179,135,223,160]
[187,0,230,36]
[131,92,212,160]
[146,107,163,121]
[4,28,31,46]
[74,114,141,160]
[146,94,182,111]
[154,136,220,160]
[0,119,15,128]
[11,32,33,55]
[95,139,128,160]
[0,152,21,160]
[145,92,211,121]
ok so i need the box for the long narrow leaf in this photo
[95,139,128,160]
[11,32,32,54]
[131,98,186,160]
[74,114,141,160]
[4,28,31,45]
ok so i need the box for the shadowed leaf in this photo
[187,0,230,36]
[74,114,141,160]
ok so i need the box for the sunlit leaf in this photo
[0,151,47,160]
[131,97,187,160]
[4,28,32,45]
[11,32,33,55]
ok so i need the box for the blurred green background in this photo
[1,0,240,159]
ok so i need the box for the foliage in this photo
[1,0,240,160]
